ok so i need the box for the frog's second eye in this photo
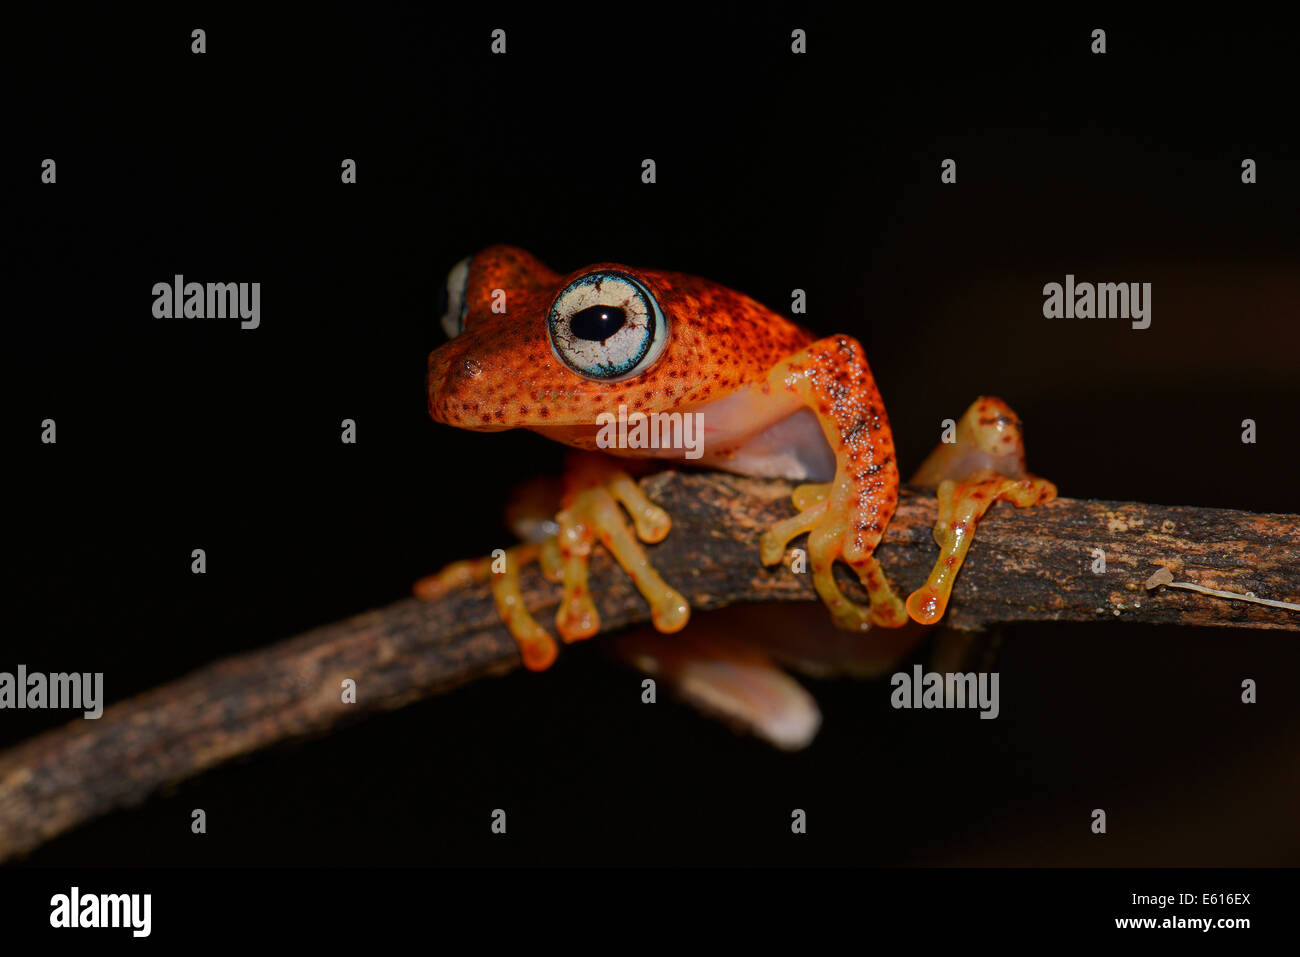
[439,256,471,339]
[547,271,668,381]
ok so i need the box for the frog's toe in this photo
[555,504,600,641]
[761,482,908,632]
[555,474,689,641]
[488,544,561,670]
[905,470,1057,625]
[412,555,493,602]
[415,543,559,671]
[606,471,672,543]
[809,527,909,631]
[759,482,829,564]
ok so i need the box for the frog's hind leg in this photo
[610,612,822,751]
[904,396,1057,625]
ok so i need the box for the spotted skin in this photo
[419,246,1055,670]
[427,245,812,434]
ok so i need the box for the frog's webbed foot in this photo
[551,457,690,641]
[757,335,910,631]
[904,396,1057,625]
[414,454,689,671]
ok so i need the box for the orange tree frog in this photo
[418,245,1055,675]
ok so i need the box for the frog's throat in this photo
[529,390,836,483]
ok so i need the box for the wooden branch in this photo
[1,471,1296,861]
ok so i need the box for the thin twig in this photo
[1144,565,1300,610]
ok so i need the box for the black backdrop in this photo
[6,5,1299,872]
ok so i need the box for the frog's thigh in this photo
[905,397,1057,625]
[758,335,908,631]
[554,452,689,643]
[610,613,821,751]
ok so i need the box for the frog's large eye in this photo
[547,270,668,381]
[439,256,471,339]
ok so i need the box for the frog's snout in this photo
[427,340,497,429]
[426,345,458,424]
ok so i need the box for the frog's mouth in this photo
[430,337,838,481]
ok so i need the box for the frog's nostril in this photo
[427,346,481,412]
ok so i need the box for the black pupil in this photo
[571,305,627,342]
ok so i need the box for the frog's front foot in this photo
[550,453,691,641]
[756,335,910,631]
[760,481,910,631]
[414,453,689,671]
[904,397,1057,625]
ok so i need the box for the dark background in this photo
[5,6,1298,866]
